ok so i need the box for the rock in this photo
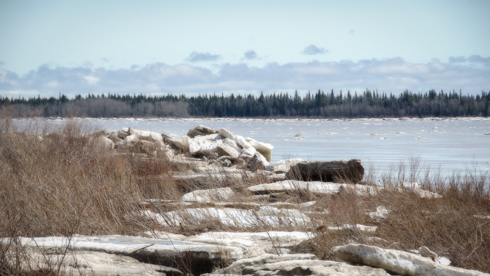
[107,132,122,144]
[147,205,311,228]
[154,140,167,154]
[327,224,378,233]
[170,157,224,173]
[3,248,177,276]
[286,159,364,184]
[333,243,488,276]
[222,138,239,151]
[3,231,315,275]
[209,253,388,276]
[187,125,218,138]
[156,231,312,260]
[8,235,242,276]
[248,180,379,196]
[271,159,303,174]
[165,136,190,153]
[218,128,235,140]
[207,253,316,274]
[116,134,140,150]
[124,134,140,146]
[367,206,390,221]
[245,138,274,162]
[182,187,235,203]
[418,246,438,260]
[256,205,311,224]
[242,259,388,276]
[217,143,240,158]
[195,149,218,160]
[136,140,156,155]
[240,147,256,158]
[92,135,114,150]
[160,143,175,159]
[222,158,233,167]
[235,135,253,150]
[247,152,269,172]
[130,129,164,143]
[188,134,220,154]
[401,182,441,198]
[435,256,452,266]
[117,128,129,139]
[172,169,254,190]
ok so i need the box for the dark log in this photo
[285,159,364,184]
[187,125,218,138]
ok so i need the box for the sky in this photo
[1,0,489,98]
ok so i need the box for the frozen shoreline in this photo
[12,116,490,123]
[10,116,490,174]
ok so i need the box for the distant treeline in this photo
[1,89,489,118]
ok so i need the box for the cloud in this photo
[1,57,489,98]
[243,50,259,60]
[449,55,490,67]
[84,76,100,85]
[449,56,466,63]
[186,51,220,62]
[468,55,490,66]
[302,44,328,55]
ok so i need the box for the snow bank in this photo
[333,243,487,276]
[248,180,379,196]
[142,205,311,228]
[181,187,234,203]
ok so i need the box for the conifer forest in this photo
[1,89,489,118]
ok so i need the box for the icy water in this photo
[16,117,490,176]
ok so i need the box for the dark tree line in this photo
[1,89,489,118]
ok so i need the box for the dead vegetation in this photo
[0,114,489,274]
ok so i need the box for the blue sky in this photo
[1,0,489,98]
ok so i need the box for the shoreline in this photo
[11,116,490,122]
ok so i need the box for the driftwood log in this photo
[285,159,364,184]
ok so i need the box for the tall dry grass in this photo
[1,112,489,273]
[2,122,133,237]
[0,114,184,274]
[302,160,490,273]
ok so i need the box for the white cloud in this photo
[449,56,466,63]
[243,50,259,60]
[302,44,328,55]
[186,51,220,62]
[45,81,59,89]
[468,55,490,67]
[449,55,490,68]
[289,63,340,75]
[145,83,160,91]
[84,76,100,85]
[366,59,433,75]
[1,57,489,98]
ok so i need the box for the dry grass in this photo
[2,123,137,237]
[300,163,490,273]
[1,113,489,274]
[0,115,183,274]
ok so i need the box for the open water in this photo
[15,117,490,176]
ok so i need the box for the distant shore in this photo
[11,116,490,122]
